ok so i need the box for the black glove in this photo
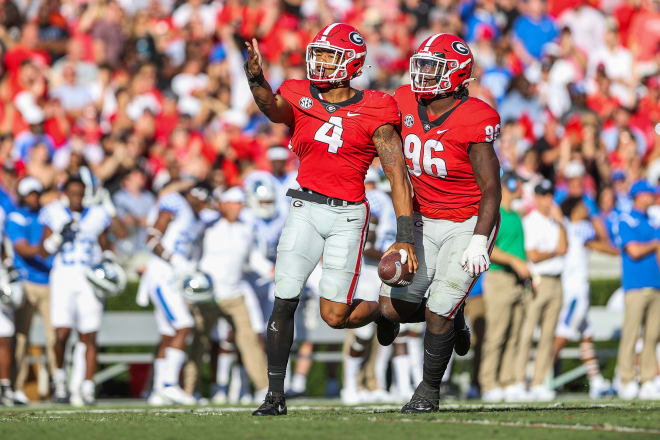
[61,221,79,243]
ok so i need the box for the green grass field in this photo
[1,400,659,440]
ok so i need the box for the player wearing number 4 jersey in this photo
[244,23,418,416]
[379,34,502,413]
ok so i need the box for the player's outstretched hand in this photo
[245,38,263,77]
[384,242,418,274]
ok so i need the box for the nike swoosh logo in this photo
[347,112,360,117]
[269,322,278,332]
[437,129,448,135]
[278,405,285,412]
[347,218,360,222]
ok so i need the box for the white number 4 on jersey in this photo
[314,116,344,154]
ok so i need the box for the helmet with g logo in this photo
[306,23,367,85]
[410,34,474,99]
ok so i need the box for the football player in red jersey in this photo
[244,23,418,416]
[379,34,502,413]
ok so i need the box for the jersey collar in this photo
[417,96,467,132]
[310,84,364,113]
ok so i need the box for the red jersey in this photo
[278,79,400,202]
[394,85,500,221]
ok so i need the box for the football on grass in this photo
[378,251,414,287]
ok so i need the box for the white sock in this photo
[228,365,242,403]
[343,356,361,392]
[153,358,167,392]
[216,353,236,387]
[441,353,455,383]
[392,355,411,394]
[69,342,86,395]
[0,378,10,387]
[54,368,67,384]
[164,348,186,387]
[406,337,423,386]
[291,373,307,393]
[374,345,392,391]
[81,380,95,397]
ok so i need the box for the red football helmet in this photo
[409,33,474,99]
[306,23,367,85]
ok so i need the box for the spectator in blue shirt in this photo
[6,177,55,404]
[512,0,558,61]
[615,180,660,400]
[554,161,599,217]
[460,0,500,43]
[0,186,15,215]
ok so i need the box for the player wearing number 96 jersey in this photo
[379,34,502,414]
[245,22,418,416]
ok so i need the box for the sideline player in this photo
[40,176,114,405]
[245,23,418,416]
[552,196,618,398]
[379,34,502,412]
[138,182,210,405]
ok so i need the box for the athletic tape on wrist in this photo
[146,236,161,252]
[396,215,414,243]
[244,61,266,88]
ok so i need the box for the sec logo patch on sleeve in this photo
[404,114,415,128]
[299,97,313,109]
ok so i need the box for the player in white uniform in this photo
[553,197,619,398]
[39,176,114,405]
[139,182,210,405]
[242,173,286,323]
[264,146,298,216]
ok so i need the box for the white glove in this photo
[170,253,196,279]
[460,234,489,277]
[43,233,63,254]
[102,250,117,262]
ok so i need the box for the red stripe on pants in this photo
[346,200,371,304]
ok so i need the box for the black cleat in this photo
[53,395,70,404]
[252,392,287,416]
[453,303,470,356]
[376,316,400,346]
[401,390,439,414]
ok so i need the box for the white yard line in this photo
[14,401,646,415]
